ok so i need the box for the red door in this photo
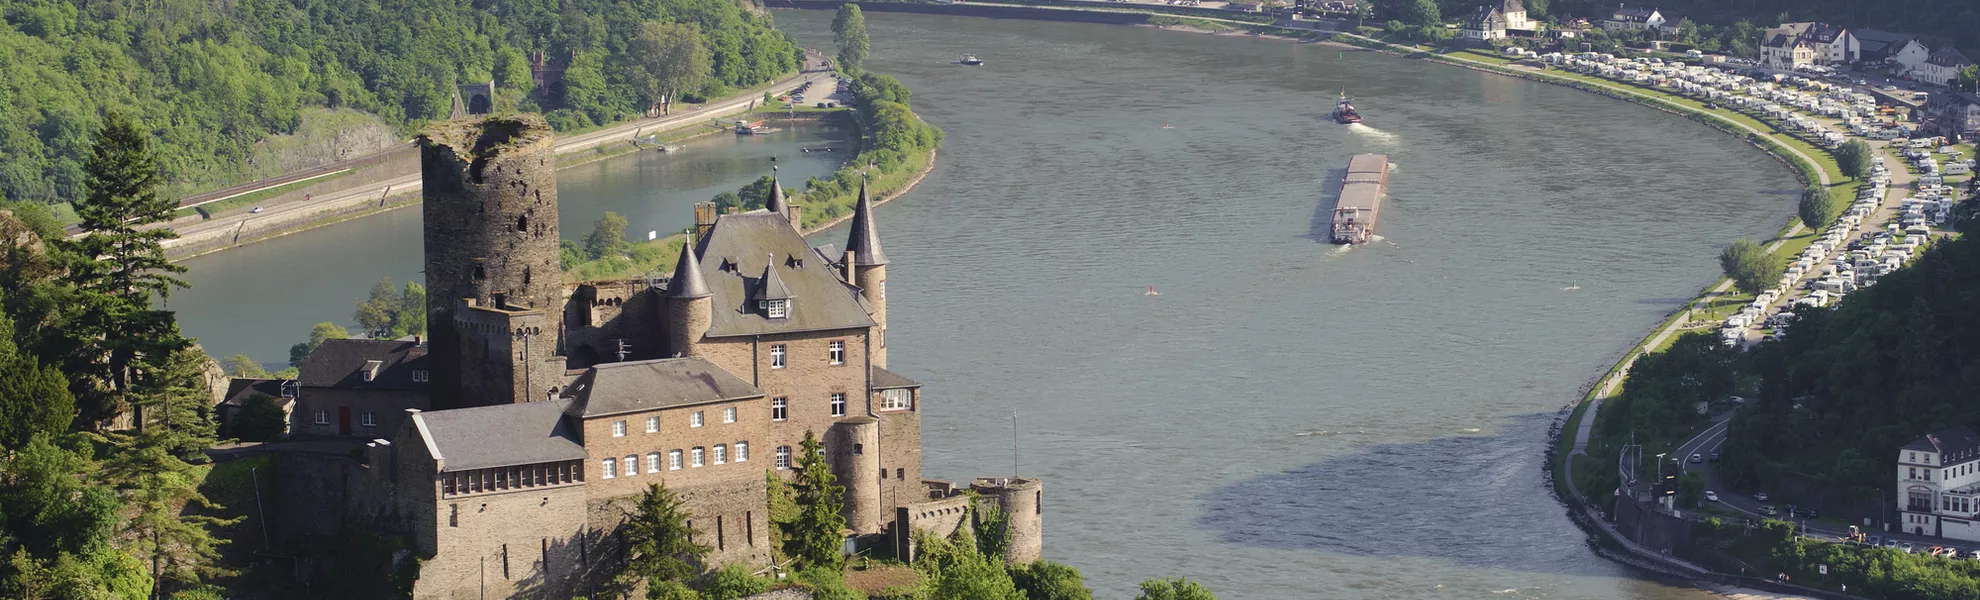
[338,407,351,436]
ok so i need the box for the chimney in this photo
[788,203,802,230]
[694,201,716,242]
[844,250,856,281]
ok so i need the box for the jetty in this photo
[1330,153,1390,244]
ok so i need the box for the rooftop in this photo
[871,366,922,390]
[564,357,764,418]
[299,339,429,390]
[697,213,875,337]
[415,399,587,472]
[1905,426,1980,464]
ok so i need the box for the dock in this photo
[1330,153,1389,244]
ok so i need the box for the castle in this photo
[317,114,1042,598]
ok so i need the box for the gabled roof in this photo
[870,367,921,390]
[696,213,876,337]
[564,357,763,418]
[1801,23,1847,44]
[299,339,429,390]
[415,399,587,472]
[219,378,290,408]
[844,180,887,266]
[1906,426,1980,465]
[1926,48,1973,68]
[1610,6,1658,20]
[1465,5,1506,30]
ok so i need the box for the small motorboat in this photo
[1162,122,1174,129]
[1144,286,1160,296]
[960,55,983,66]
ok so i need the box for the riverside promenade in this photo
[159,68,835,258]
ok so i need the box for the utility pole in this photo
[1011,409,1019,479]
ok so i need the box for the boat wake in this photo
[1561,284,1582,291]
[1348,123,1397,142]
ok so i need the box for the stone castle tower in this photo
[418,115,566,408]
[845,179,888,367]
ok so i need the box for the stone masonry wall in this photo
[417,482,590,600]
[579,400,772,500]
[293,388,428,439]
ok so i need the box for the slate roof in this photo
[753,260,793,301]
[1927,48,1973,68]
[697,212,876,337]
[1465,5,1506,30]
[1610,6,1658,21]
[219,378,291,408]
[1802,23,1847,44]
[1906,426,1980,466]
[844,180,887,266]
[1498,0,1522,13]
[415,399,587,472]
[870,367,921,390]
[564,357,763,418]
[668,238,712,299]
[766,167,789,216]
[299,339,430,390]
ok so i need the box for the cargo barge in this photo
[1330,153,1390,244]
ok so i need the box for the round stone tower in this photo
[843,180,888,368]
[972,477,1043,564]
[832,417,883,535]
[665,236,712,358]
[418,114,563,408]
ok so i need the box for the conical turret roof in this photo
[844,178,886,266]
[765,166,788,216]
[753,256,792,301]
[667,241,711,299]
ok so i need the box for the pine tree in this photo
[782,430,846,571]
[624,483,707,585]
[831,4,869,74]
[101,346,234,595]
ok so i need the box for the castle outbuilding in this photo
[343,114,1041,599]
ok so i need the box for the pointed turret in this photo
[667,240,711,299]
[753,258,792,303]
[766,166,789,217]
[844,178,887,266]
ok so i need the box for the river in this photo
[177,11,1803,600]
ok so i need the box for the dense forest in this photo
[1717,225,1980,502]
[0,0,801,204]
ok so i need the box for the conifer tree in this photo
[101,346,234,595]
[625,483,708,585]
[831,4,869,74]
[782,430,846,571]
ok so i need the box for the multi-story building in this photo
[1600,6,1664,32]
[293,338,430,438]
[1459,0,1527,41]
[1760,23,1856,69]
[1914,48,1974,87]
[353,114,1041,599]
[1897,426,1980,540]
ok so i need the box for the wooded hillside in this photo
[0,0,801,203]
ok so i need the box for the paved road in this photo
[160,70,835,250]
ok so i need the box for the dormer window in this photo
[760,299,789,319]
[361,360,383,382]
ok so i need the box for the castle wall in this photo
[583,476,772,575]
[421,115,563,409]
[894,493,974,560]
[695,329,873,460]
[875,390,922,523]
[416,480,590,600]
[564,281,664,368]
[453,303,563,404]
[266,448,394,549]
[972,478,1044,565]
[579,400,771,500]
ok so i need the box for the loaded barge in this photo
[1330,153,1390,244]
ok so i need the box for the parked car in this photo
[250,206,265,214]
[1761,505,1778,516]
[1705,491,1719,502]
[1902,542,1917,553]
[1754,491,1770,501]
[1803,508,1819,518]
[1869,535,1883,546]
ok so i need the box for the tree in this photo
[220,354,269,379]
[628,21,713,115]
[711,192,744,215]
[1678,471,1705,506]
[737,175,789,212]
[60,112,191,425]
[1958,65,1979,91]
[699,565,766,600]
[103,349,235,595]
[832,4,870,74]
[648,580,702,600]
[0,313,76,451]
[1399,0,1440,27]
[1010,561,1094,600]
[912,530,1020,600]
[782,430,846,571]
[1135,578,1217,600]
[586,212,631,260]
[230,394,286,443]
[289,322,349,366]
[354,278,401,339]
[1798,185,1837,229]
[1352,1,1373,26]
[1834,139,1872,180]
[396,282,427,338]
[1718,239,1780,296]
[625,483,708,586]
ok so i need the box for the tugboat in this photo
[1332,91,1363,125]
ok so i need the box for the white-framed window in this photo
[879,279,885,299]
[646,416,659,433]
[623,456,637,478]
[314,410,329,425]
[360,411,378,427]
[669,449,684,471]
[602,459,617,479]
[691,447,705,467]
[770,344,786,369]
[412,369,429,382]
[647,452,662,473]
[690,411,704,428]
[829,340,845,365]
[736,442,749,462]
[714,444,728,465]
[612,420,627,437]
[880,388,912,411]
[771,398,787,421]
[765,299,788,318]
[830,392,847,417]
[775,445,792,469]
[723,407,737,423]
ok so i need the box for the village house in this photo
[1897,426,1980,541]
[292,338,431,439]
[1460,0,1528,41]
[215,377,294,439]
[1926,92,1980,137]
[1600,5,1664,32]
[1760,23,1856,69]
[1914,48,1974,87]
[1852,29,1917,64]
